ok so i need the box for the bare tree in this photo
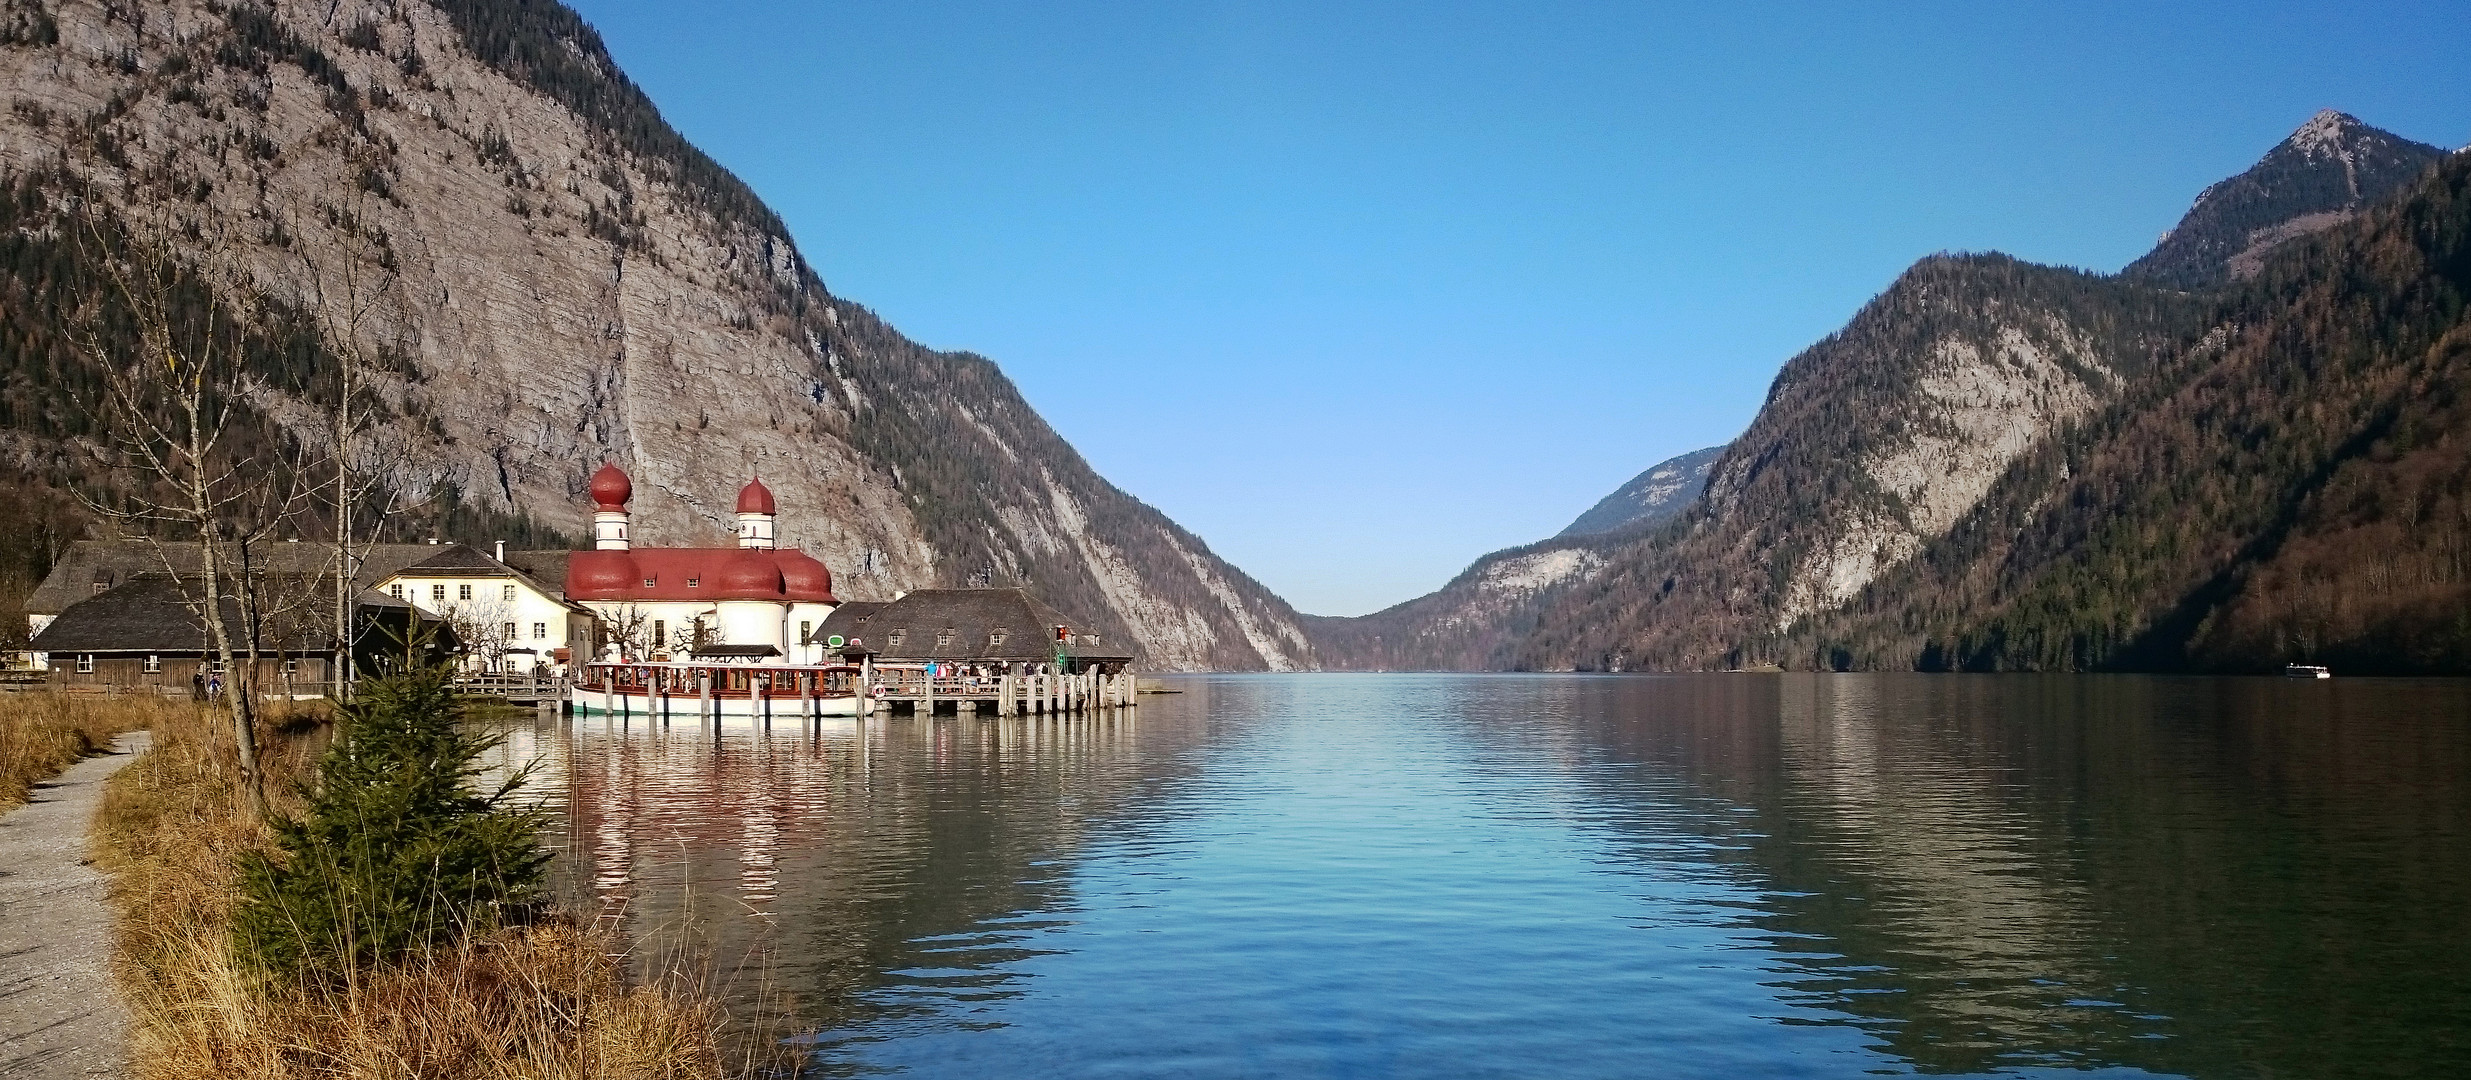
[68,193,311,817]
[293,165,417,700]
[440,592,516,672]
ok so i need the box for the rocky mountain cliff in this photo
[1556,445,1723,539]
[0,0,1314,670]
[1312,111,2467,673]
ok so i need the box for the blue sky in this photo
[563,0,2468,616]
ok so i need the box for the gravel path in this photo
[0,730,148,1080]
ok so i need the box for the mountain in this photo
[1557,445,1724,539]
[0,0,1313,670]
[1789,152,2471,674]
[1311,110,2468,673]
[2123,110,2445,289]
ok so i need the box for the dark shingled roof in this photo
[822,589,1131,662]
[401,545,517,574]
[30,575,412,654]
[27,541,451,616]
[503,550,572,592]
[392,544,585,612]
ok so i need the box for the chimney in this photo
[494,540,506,562]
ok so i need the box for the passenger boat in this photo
[2283,663,2332,679]
[570,660,882,720]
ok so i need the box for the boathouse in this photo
[818,588,1134,677]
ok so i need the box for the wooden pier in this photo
[867,669,1139,716]
[565,661,1138,723]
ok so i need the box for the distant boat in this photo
[2284,663,2332,679]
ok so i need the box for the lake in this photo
[484,673,2471,1078]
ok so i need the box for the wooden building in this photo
[27,574,445,696]
[817,588,1134,677]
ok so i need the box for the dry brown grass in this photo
[94,699,744,1080]
[0,691,176,810]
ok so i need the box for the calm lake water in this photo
[484,674,2471,1078]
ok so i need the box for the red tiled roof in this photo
[567,548,834,603]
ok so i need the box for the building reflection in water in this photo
[477,702,1207,1044]
[473,675,2470,1079]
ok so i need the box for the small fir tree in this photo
[234,664,550,978]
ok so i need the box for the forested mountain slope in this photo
[1509,256,2203,670]
[2123,111,2444,290]
[1312,112,2465,673]
[1558,445,1724,539]
[0,0,1313,669]
[1791,150,2471,674]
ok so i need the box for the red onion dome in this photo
[715,548,784,599]
[589,463,632,510]
[778,550,835,603]
[736,476,776,515]
[566,551,639,598]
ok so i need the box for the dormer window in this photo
[686,577,700,588]
[936,629,954,647]
[644,576,657,587]
[888,630,904,648]
[989,630,1007,646]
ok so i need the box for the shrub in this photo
[233,665,549,978]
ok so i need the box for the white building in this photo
[373,543,595,674]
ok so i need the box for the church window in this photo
[432,584,446,602]
[459,583,472,600]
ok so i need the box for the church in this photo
[564,464,842,666]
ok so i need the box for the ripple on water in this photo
[476,673,2471,1079]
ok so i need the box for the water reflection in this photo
[481,705,1198,1045]
[478,675,2471,1079]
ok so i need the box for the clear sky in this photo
[561,0,2467,616]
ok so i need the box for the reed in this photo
[0,691,170,810]
[93,697,746,1079]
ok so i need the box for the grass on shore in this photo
[93,696,742,1079]
[0,691,171,810]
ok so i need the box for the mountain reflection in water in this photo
[478,674,2471,1079]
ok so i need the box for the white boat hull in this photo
[568,688,865,719]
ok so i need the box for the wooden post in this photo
[601,670,613,717]
[857,657,873,717]
[698,668,712,727]
[802,670,816,729]
[999,674,1014,717]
